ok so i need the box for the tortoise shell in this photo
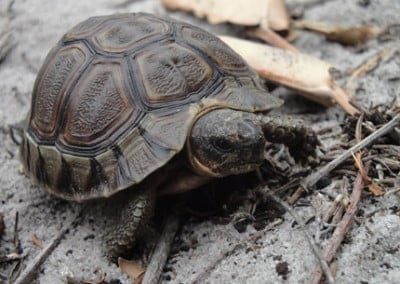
[21,13,282,201]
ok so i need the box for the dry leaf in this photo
[368,183,385,196]
[220,35,360,115]
[118,257,145,284]
[293,20,380,46]
[162,0,297,53]
[31,232,44,249]
[351,152,385,196]
[161,0,290,31]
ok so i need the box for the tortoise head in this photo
[188,108,265,177]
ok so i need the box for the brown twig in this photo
[301,113,400,190]
[13,211,21,254]
[346,48,395,89]
[190,218,282,284]
[310,171,365,284]
[142,213,181,284]
[0,213,4,237]
[258,187,335,284]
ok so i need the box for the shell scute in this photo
[60,60,140,148]
[117,128,170,184]
[30,43,90,139]
[92,14,171,53]
[134,43,212,106]
[180,26,250,73]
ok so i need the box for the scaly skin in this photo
[260,115,319,163]
[101,185,156,262]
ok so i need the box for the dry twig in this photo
[346,48,396,90]
[13,212,21,254]
[142,213,181,284]
[310,171,365,284]
[0,213,4,237]
[301,113,400,190]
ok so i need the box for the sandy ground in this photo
[0,0,399,283]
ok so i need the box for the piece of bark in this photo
[220,35,360,116]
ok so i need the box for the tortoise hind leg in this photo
[101,186,155,262]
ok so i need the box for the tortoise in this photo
[19,13,318,259]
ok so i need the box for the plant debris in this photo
[118,257,145,284]
[0,10,15,63]
[293,20,380,46]
[346,48,396,91]
[0,213,4,237]
[31,233,44,250]
[161,0,290,31]
[220,35,359,115]
[67,272,107,284]
[161,0,297,49]
[142,213,180,284]
[310,171,365,284]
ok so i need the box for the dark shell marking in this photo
[23,13,282,201]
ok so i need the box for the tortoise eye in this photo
[212,138,234,153]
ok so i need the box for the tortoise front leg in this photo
[101,186,155,262]
[260,115,319,162]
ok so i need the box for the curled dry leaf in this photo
[219,36,360,116]
[293,20,380,46]
[161,0,290,31]
[118,257,145,284]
